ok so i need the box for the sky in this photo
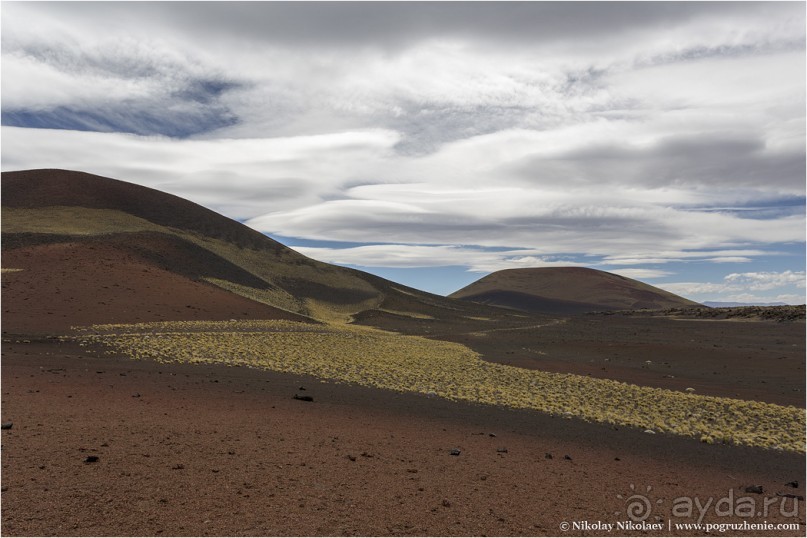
[2,1,805,304]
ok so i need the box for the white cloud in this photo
[606,268,674,280]
[602,250,771,265]
[724,270,806,291]
[293,244,586,273]
[4,124,804,264]
[1,2,804,282]
[706,257,753,264]
[662,271,806,304]
[0,126,400,218]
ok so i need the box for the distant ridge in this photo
[449,267,701,315]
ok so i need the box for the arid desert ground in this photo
[2,170,805,536]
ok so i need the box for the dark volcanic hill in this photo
[449,267,701,314]
[1,169,529,333]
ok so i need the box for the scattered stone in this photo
[786,481,799,488]
[776,492,805,501]
[685,387,695,393]
[544,453,553,459]
[1,422,12,430]
[131,393,141,398]
[563,455,572,461]
[293,394,313,402]
[643,429,656,434]
[1,486,7,492]
[614,457,621,461]
[488,433,497,438]
[298,386,306,391]
[211,469,220,473]
[84,456,99,464]
[449,448,461,456]
[442,499,452,507]
[172,464,185,470]
[406,468,418,473]
[347,455,356,462]
[496,447,508,453]
[360,452,373,458]
[745,485,764,494]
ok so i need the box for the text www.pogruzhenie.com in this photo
[560,520,801,533]
[558,485,802,533]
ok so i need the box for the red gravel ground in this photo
[1,339,804,536]
[1,241,308,334]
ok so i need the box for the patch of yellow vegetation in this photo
[71,320,805,453]
[185,235,378,297]
[203,277,306,317]
[378,309,435,320]
[1,207,165,235]
[81,319,323,334]
[193,240,382,320]
[4,206,383,320]
[1,268,23,273]
[305,297,383,324]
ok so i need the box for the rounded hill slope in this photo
[449,267,701,314]
[2,168,284,250]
